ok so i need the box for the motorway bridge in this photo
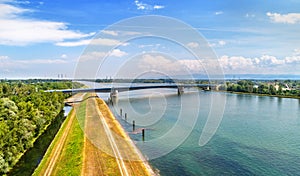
[45,84,218,97]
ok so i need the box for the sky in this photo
[0,0,300,79]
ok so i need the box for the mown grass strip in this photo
[33,93,88,176]
[32,108,75,176]
[51,94,88,175]
[53,113,84,175]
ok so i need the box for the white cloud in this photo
[139,54,300,74]
[218,54,300,73]
[208,43,216,47]
[56,39,90,47]
[178,59,204,71]
[56,38,127,47]
[219,55,253,70]
[218,40,226,46]
[0,55,9,60]
[0,2,94,46]
[215,11,223,15]
[80,49,127,62]
[0,3,31,18]
[102,30,118,36]
[134,0,164,10]
[134,0,146,10]
[110,49,127,57]
[267,12,300,24]
[90,38,126,46]
[136,55,220,75]
[61,54,68,59]
[138,44,160,48]
[209,40,226,47]
[153,5,164,9]
[285,55,300,64]
[187,42,199,48]
[293,48,300,55]
[0,56,68,70]
[0,55,71,78]
[258,55,285,65]
[138,54,184,73]
[18,59,68,64]
[120,31,142,36]
[79,51,107,62]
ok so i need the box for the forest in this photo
[0,80,81,174]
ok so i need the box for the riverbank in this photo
[217,90,300,99]
[82,93,156,175]
[97,97,157,175]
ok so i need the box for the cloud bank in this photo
[0,1,93,46]
[134,0,164,11]
[267,12,300,24]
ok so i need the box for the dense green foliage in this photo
[0,80,80,174]
[9,111,66,176]
[220,80,300,97]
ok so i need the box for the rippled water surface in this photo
[95,83,300,175]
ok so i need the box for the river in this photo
[95,83,300,175]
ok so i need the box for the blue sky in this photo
[0,0,300,78]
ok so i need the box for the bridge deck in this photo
[45,84,215,93]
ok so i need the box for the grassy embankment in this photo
[34,93,154,175]
[33,94,87,175]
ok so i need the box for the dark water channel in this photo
[8,107,72,176]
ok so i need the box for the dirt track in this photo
[39,93,156,175]
[82,95,156,176]
[40,93,85,175]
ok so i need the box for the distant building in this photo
[282,84,291,91]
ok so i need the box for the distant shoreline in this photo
[217,90,300,99]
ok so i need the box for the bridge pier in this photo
[109,89,118,105]
[110,89,118,99]
[177,86,184,95]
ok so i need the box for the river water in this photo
[94,83,300,175]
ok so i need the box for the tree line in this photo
[0,80,81,174]
[219,80,300,97]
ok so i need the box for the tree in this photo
[2,85,8,95]
[269,85,276,95]
[0,80,76,174]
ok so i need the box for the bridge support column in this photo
[110,89,118,99]
[177,86,184,95]
[110,89,118,105]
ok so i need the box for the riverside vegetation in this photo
[0,80,82,174]
[219,80,300,98]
